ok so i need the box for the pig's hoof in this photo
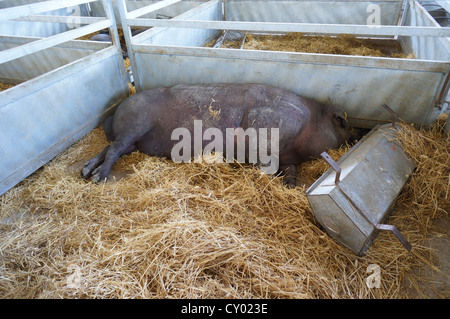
[81,166,92,179]
[81,159,97,179]
[283,178,297,188]
[91,167,108,183]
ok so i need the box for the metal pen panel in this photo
[116,0,449,127]
[132,43,448,126]
[0,0,129,195]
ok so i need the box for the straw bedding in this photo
[0,83,14,92]
[209,32,412,58]
[0,112,448,298]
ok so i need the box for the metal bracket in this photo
[376,223,412,251]
[320,152,412,252]
[320,152,341,185]
[381,104,398,128]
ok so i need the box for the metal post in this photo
[115,0,143,92]
[101,0,129,98]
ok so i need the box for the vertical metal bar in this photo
[381,104,398,127]
[222,0,227,21]
[376,224,412,251]
[115,0,143,92]
[101,0,129,98]
[436,70,450,109]
[320,152,341,185]
[398,0,410,27]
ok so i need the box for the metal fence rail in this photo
[128,16,450,37]
[0,0,122,64]
[114,0,450,128]
[0,0,129,195]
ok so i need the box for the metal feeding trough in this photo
[306,108,415,255]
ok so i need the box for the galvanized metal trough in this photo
[117,0,450,128]
[305,118,415,255]
[0,0,129,195]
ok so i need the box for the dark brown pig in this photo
[82,83,355,186]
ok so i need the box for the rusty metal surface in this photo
[306,123,415,255]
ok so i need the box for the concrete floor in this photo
[406,215,449,298]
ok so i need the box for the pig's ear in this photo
[333,112,348,128]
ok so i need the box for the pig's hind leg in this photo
[81,146,110,179]
[90,135,137,182]
[81,135,137,182]
[278,164,297,188]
